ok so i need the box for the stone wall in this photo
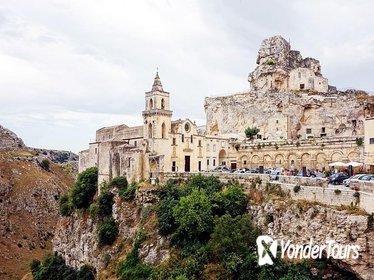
[161,172,374,214]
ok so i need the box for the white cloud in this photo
[0,0,373,153]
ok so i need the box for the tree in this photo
[212,184,248,217]
[245,127,260,140]
[173,189,213,242]
[98,217,119,247]
[209,214,258,263]
[71,167,98,209]
[97,190,114,217]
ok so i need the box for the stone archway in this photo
[150,159,158,178]
[263,154,273,168]
[251,155,259,168]
[218,149,227,166]
[275,154,284,168]
[315,152,327,170]
[288,154,298,170]
[331,151,344,162]
[301,153,312,169]
[240,155,248,168]
[347,151,360,162]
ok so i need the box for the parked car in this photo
[343,174,368,187]
[328,173,349,185]
[358,174,374,181]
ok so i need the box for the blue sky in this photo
[1,0,374,153]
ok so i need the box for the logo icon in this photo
[256,235,278,266]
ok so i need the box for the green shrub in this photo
[59,194,73,216]
[209,214,258,262]
[30,254,77,280]
[40,159,50,171]
[117,231,153,280]
[110,176,128,189]
[187,174,222,194]
[244,127,260,140]
[119,183,137,200]
[98,190,114,217]
[212,184,247,217]
[88,203,99,219]
[265,215,274,225]
[98,217,119,247]
[71,167,98,209]
[173,189,213,243]
[30,259,41,275]
[356,137,363,146]
[293,185,301,193]
[368,213,374,230]
[76,265,96,280]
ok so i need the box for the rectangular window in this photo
[370,138,374,144]
[243,160,247,165]
[321,127,325,133]
[190,135,193,143]
[213,159,216,166]
[95,148,98,154]
[172,161,176,172]
[128,158,131,168]
[207,159,210,166]
[198,161,202,171]
[352,120,357,127]
[276,120,279,124]
[172,138,176,145]
[198,140,202,147]
[207,144,210,152]
[182,134,184,142]
[213,144,216,152]
[257,134,262,139]
[306,128,312,134]
[300,84,305,90]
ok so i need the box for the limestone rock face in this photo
[249,202,374,279]
[255,35,291,66]
[0,125,25,149]
[248,35,328,93]
[205,90,372,139]
[0,151,75,279]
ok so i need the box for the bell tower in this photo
[142,72,172,140]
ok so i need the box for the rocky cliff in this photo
[53,186,169,279]
[0,125,25,149]
[0,149,75,280]
[205,90,373,139]
[249,200,374,279]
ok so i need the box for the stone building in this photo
[79,35,374,183]
[364,118,374,172]
[79,73,231,184]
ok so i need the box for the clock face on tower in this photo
[185,123,190,133]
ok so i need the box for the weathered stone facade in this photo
[79,35,374,184]
[79,73,230,186]
[248,35,328,93]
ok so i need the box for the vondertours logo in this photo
[256,235,360,266]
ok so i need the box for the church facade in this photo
[79,73,231,184]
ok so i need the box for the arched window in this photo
[161,122,166,139]
[149,98,153,110]
[148,123,153,138]
[161,98,165,109]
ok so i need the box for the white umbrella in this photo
[346,161,363,167]
[328,161,347,167]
